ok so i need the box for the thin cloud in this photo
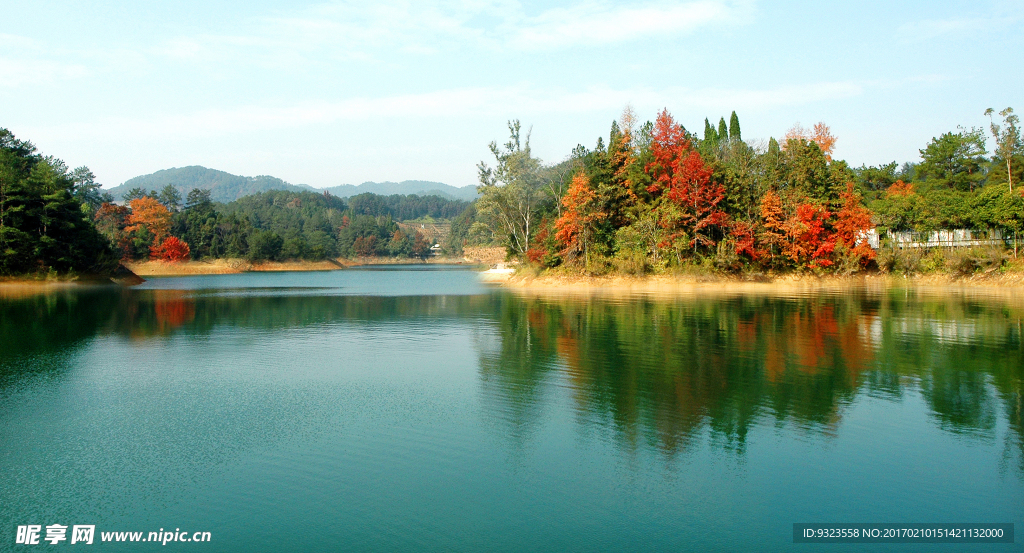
[38,80,863,141]
[896,14,1019,42]
[508,1,750,50]
[149,0,754,67]
[0,58,88,88]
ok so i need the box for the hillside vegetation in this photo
[474,107,1022,276]
[106,166,478,203]
[4,104,1021,280]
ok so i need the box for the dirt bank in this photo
[493,270,1024,302]
[124,253,495,277]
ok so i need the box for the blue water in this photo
[0,268,1021,551]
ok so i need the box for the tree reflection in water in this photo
[1,286,1021,469]
[476,291,1023,468]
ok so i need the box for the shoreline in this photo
[123,247,506,277]
[490,271,1024,301]
[124,256,484,277]
[6,264,1024,304]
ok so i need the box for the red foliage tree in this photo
[782,203,834,268]
[525,220,553,265]
[353,235,377,257]
[150,236,191,262]
[645,109,690,196]
[410,231,431,259]
[656,157,728,254]
[730,221,761,260]
[643,109,729,255]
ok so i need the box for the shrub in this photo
[150,236,190,262]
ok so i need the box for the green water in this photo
[1,267,1021,551]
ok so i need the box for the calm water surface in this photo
[1,267,1022,551]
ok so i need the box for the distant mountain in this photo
[106,166,312,203]
[325,181,478,201]
[105,166,478,203]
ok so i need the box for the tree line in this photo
[0,129,117,276]
[0,127,476,276]
[475,106,1021,274]
[4,105,1020,278]
[98,188,473,263]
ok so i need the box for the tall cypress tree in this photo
[729,111,741,141]
[718,117,729,142]
[704,118,717,143]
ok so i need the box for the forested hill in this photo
[106,166,313,203]
[105,166,478,203]
[324,181,478,201]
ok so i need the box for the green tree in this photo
[477,120,547,258]
[0,130,115,275]
[123,187,154,202]
[71,166,106,213]
[985,107,1020,192]
[185,188,213,210]
[704,118,717,144]
[718,117,729,142]
[854,162,899,192]
[917,128,988,191]
[159,184,182,212]
[781,138,842,200]
[247,230,283,261]
[729,111,741,141]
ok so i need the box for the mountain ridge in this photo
[104,166,478,203]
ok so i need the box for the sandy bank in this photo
[125,253,493,277]
[493,271,1024,302]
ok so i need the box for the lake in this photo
[1,267,1021,551]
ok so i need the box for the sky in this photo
[1,0,1021,189]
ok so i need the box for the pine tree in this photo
[718,117,729,142]
[729,111,741,141]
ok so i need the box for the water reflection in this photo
[1,285,1022,470]
[477,292,1024,467]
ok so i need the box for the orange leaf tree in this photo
[811,122,837,161]
[832,183,876,264]
[555,172,606,265]
[758,189,787,266]
[784,121,837,161]
[125,197,171,244]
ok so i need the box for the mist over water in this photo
[1,268,1022,551]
